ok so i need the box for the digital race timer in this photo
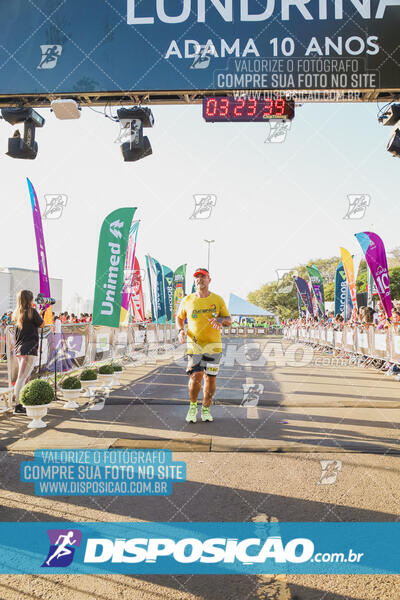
[203,96,295,122]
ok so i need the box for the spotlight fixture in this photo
[378,103,400,158]
[116,106,154,162]
[1,107,45,159]
[387,128,400,158]
[51,98,80,120]
[378,103,400,126]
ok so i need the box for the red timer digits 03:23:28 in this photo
[202,96,295,122]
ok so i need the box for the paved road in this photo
[0,336,399,599]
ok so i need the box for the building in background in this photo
[0,267,62,314]
[66,293,93,316]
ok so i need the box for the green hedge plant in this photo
[80,369,98,381]
[20,379,54,406]
[61,376,82,390]
[98,364,114,375]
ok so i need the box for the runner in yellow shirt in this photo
[176,268,231,423]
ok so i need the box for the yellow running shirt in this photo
[177,292,230,354]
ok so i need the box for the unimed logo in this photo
[83,536,314,564]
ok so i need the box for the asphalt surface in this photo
[0,336,399,599]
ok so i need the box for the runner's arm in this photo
[176,316,185,332]
[176,300,187,343]
[215,299,231,327]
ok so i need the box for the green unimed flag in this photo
[306,264,325,316]
[172,264,186,321]
[93,207,137,327]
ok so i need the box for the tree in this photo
[248,256,341,319]
[388,267,400,299]
[324,282,334,301]
[389,247,400,268]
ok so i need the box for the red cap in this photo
[193,268,209,277]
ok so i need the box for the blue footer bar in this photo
[0,522,399,574]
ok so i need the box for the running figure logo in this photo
[343,194,370,219]
[276,269,298,295]
[241,384,264,407]
[37,45,62,69]
[189,194,217,220]
[318,460,342,485]
[42,529,82,567]
[190,46,212,69]
[264,121,291,143]
[42,194,68,220]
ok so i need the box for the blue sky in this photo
[0,100,398,310]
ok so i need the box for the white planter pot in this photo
[62,388,81,409]
[25,404,49,429]
[112,371,122,386]
[80,379,98,397]
[99,373,114,387]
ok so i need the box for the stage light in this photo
[1,107,45,160]
[387,128,400,158]
[116,106,154,162]
[378,103,400,126]
[51,98,80,120]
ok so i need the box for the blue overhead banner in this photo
[0,1,399,95]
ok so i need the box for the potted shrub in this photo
[111,363,123,385]
[98,364,114,387]
[20,379,54,429]
[61,376,81,408]
[80,368,98,397]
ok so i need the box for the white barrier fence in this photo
[224,327,282,336]
[0,323,179,412]
[284,325,400,363]
[0,326,6,358]
[0,322,281,412]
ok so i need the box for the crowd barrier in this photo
[225,326,283,336]
[5,322,179,389]
[0,326,5,358]
[2,322,282,399]
[284,325,399,363]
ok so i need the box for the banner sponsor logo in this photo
[306,265,325,315]
[340,247,358,315]
[146,256,166,323]
[335,261,349,315]
[83,535,314,565]
[96,333,109,352]
[93,208,136,327]
[37,44,62,69]
[27,179,52,321]
[173,265,187,320]
[355,231,392,318]
[2,2,400,96]
[42,529,82,568]
[127,1,399,25]
[120,220,140,324]
[163,267,174,323]
[1,522,398,575]
[294,276,314,316]
[131,268,145,321]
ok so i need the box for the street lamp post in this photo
[204,239,215,272]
